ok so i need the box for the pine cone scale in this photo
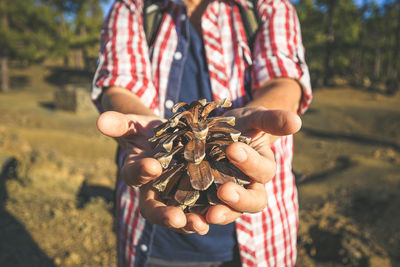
[153,163,184,192]
[187,161,214,191]
[174,174,200,206]
[184,139,206,164]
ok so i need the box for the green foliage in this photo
[70,0,107,70]
[0,0,60,62]
[295,0,400,93]
[0,0,107,68]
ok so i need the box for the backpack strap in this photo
[144,0,260,50]
[143,0,164,46]
[238,0,259,51]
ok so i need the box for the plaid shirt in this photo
[91,0,312,266]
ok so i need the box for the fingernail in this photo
[294,115,302,128]
[224,191,239,203]
[193,224,208,235]
[229,147,247,163]
[197,228,209,235]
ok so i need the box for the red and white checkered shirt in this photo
[91,0,312,266]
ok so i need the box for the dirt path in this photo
[294,88,400,266]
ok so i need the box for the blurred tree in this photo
[356,0,400,93]
[33,0,108,71]
[41,0,77,66]
[295,0,326,87]
[0,0,59,92]
[0,0,9,92]
[351,0,370,87]
[320,0,336,86]
[317,0,361,86]
[294,0,397,89]
[71,0,107,71]
[1,0,398,92]
[0,0,108,92]
[360,1,385,87]
[383,0,400,94]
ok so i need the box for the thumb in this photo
[247,109,302,136]
[97,111,161,138]
[97,111,133,138]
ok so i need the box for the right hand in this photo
[97,111,211,235]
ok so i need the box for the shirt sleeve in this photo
[251,0,312,114]
[90,0,156,111]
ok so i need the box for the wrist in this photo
[247,78,302,113]
[101,86,155,116]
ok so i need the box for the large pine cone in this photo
[149,99,251,214]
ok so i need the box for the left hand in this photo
[204,106,302,224]
[97,111,211,235]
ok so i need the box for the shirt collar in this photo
[156,0,250,10]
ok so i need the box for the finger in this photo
[226,142,276,184]
[139,184,187,229]
[121,157,162,187]
[182,213,210,235]
[206,204,242,225]
[240,109,302,136]
[97,111,161,138]
[257,109,302,135]
[217,182,268,213]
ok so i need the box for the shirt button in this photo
[174,52,182,60]
[165,99,174,109]
[180,14,186,21]
[140,244,148,252]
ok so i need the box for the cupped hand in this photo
[205,106,302,224]
[97,107,301,232]
[97,111,210,235]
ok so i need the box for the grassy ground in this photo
[0,65,117,267]
[294,88,400,266]
[0,65,399,266]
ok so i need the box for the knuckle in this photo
[262,164,277,184]
[139,206,148,220]
[251,186,268,211]
[258,170,273,184]
[260,195,268,209]
[254,196,268,212]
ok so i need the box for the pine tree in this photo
[0,0,59,92]
[0,0,9,92]
[295,0,362,88]
[71,0,108,71]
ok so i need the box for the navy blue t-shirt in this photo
[149,22,237,262]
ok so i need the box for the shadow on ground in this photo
[297,155,354,185]
[302,127,400,152]
[76,181,114,210]
[0,157,56,267]
[10,75,30,89]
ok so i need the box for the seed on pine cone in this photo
[148,98,251,213]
